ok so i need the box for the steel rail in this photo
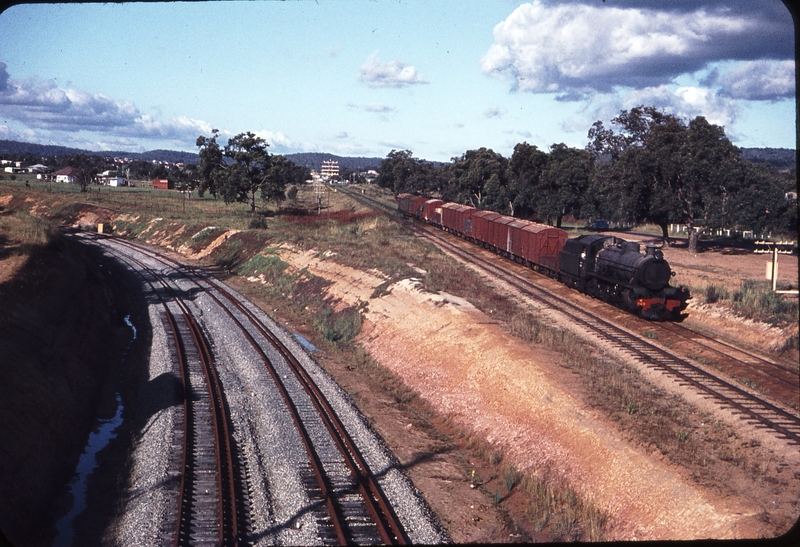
[89,238,243,545]
[97,234,407,545]
[199,274,409,545]
[419,223,800,445]
[656,321,799,381]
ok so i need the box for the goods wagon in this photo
[507,219,530,258]
[397,193,414,215]
[520,223,569,271]
[487,215,517,255]
[470,210,502,246]
[441,203,475,236]
[421,199,445,224]
[397,193,430,218]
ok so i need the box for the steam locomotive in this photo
[398,194,690,320]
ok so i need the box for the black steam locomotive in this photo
[557,234,689,320]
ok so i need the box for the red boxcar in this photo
[398,194,429,218]
[440,203,475,235]
[421,199,445,224]
[397,193,413,215]
[522,223,568,270]
[410,195,428,218]
[507,219,531,258]
[470,210,501,245]
[488,215,516,254]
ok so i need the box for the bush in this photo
[315,305,363,344]
[733,280,798,324]
[704,284,729,304]
[248,214,268,229]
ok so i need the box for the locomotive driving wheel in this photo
[622,289,639,313]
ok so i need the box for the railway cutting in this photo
[73,232,448,546]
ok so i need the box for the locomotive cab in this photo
[557,234,611,287]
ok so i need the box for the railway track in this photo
[656,320,799,384]
[78,232,412,545]
[341,188,800,446]
[101,245,249,545]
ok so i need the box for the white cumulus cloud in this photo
[358,52,427,88]
[0,62,217,146]
[707,60,795,101]
[481,1,782,97]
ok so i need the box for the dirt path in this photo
[271,245,789,541]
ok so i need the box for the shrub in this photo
[704,284,729,304]
[733,280,798,324]
[315,304,363,344]
[248,214,268,229]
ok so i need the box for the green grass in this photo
[733,280,798,324]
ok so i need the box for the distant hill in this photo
[0,139,200,164]
[0,139,385,169]
[1,139,795,172]
[740,147,796,171]
[285,153,383,172]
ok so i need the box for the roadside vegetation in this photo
[1,172,795,541]
[696,280,799,327]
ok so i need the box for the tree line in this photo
[375,106,797,253]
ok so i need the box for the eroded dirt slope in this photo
[266,244,798,541]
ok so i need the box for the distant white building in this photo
[364,169,379,183]
[321,160,339,180]
[55,167,77,184]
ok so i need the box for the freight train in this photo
[397,193,690,320]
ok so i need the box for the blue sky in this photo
[0,1,795,162]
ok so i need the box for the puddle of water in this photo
[124,314,137,341]
[293,333,318,352]
[52,315,135,547]
[52,394,123,547]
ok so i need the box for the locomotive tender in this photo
[397,193,689,320]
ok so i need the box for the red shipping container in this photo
[152,178,173,190]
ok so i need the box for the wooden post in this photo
[772,246,778,292]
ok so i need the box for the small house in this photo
[55,167,77,184]
[106,177,126,187]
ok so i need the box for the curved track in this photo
[77,231,412,545]
[342,188,800,446]
[105,243,248,545]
